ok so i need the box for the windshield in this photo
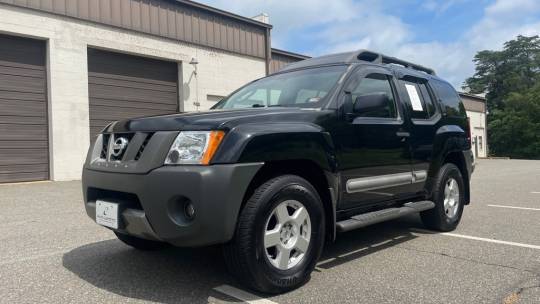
[212,65,347,109]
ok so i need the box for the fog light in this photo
[184,202,195,220]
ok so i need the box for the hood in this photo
[107,108,326,133]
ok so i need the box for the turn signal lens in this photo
[200,131,225,165]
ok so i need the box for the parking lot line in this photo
[531,191,540,194]
[411,228,540,250]
[487,204,540,211]
[213,285,278,304]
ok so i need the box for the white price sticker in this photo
[405,84,423,111]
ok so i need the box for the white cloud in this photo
[422,0,472,14]
[200,0,540,88]
[485,0,540,16]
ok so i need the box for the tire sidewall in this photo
[247,176,325,291]
[435,164,465,228]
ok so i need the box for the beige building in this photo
[0,0,278,183]
[459,92,488,158]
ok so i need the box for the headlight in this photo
[165,131,225,165]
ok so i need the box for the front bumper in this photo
[82,163,263,247]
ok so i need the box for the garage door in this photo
[0,34,48,183]
[88,49,179,137]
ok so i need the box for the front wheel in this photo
[223,175,325,294]
[421,163,465,231]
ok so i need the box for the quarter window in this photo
[349,73,397,118]
[430,80,465,117]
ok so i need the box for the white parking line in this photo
[213,285,278,304]
[531,191,540,194]
[487,204,540,211]
[411,228,540,250]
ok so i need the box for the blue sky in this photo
[198,0,540,88]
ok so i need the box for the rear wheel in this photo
[421,163,465,231]
[223,175,325,294]
[114,231,167,250]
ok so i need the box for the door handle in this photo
[396,131,410,138]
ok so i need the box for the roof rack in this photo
[355,50,436,75]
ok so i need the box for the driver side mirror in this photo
[353,93,390,115]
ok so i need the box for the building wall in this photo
[270,48,309,74]
[0,0,269,60]
[459,93,488,158]
[467,110,488,158]
[0,3,266,181]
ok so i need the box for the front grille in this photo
[99,132,152,162]
[135,132,154,161]
[100,134,110,159]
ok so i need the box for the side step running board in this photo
[336,200,435,232]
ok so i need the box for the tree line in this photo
[464,35,540,159]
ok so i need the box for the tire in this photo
[114,231,167,250]
[420,163,465,231]
[223,175,325,294]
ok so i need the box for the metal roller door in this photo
[88,49,179,138]
[0,34,48,183]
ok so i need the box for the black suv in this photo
[82,50,474,294]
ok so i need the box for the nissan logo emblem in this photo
[111,137,129,157]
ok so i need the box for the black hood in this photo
[107,108,329,133]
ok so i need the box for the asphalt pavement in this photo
[1,159,539,304]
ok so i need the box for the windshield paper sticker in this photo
[405,84,423,111]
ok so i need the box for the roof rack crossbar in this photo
[355,50,436,75]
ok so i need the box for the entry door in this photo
[333,67,413,210]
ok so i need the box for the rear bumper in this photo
[82,163,263,247]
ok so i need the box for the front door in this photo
[333,66,414,210]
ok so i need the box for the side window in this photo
[350,73,397,118]
[400,79,437,119]
[431,80,465,116]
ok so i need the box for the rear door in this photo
[396,76,441,194]
[334,66,414,210]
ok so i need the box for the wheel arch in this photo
[240,159,338,243]
[427,125,471,204]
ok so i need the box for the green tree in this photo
[464,35,540,159]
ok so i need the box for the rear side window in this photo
[400,79,437,119]
[430,80,466,117]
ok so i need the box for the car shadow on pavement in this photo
[62,241,239,303]
[62,214,424,303]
